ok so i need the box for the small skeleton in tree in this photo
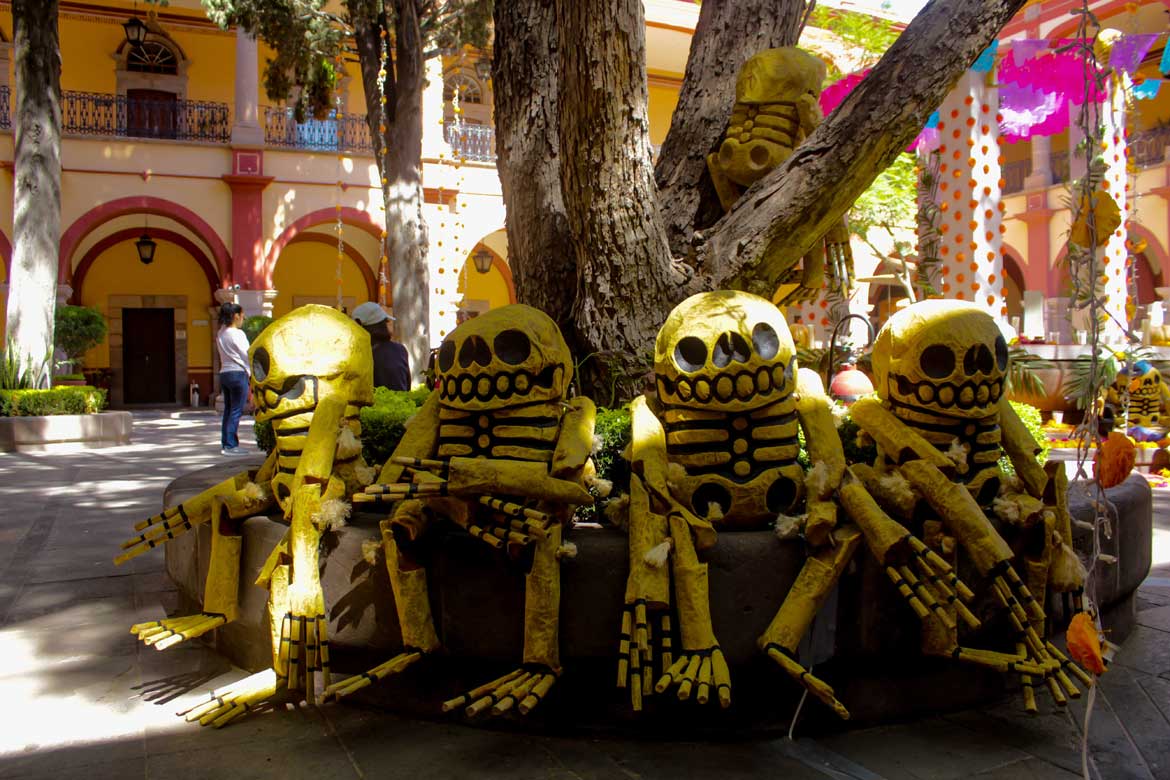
[706,48,854,304]
[325,304,595,718]
[120,305,377,726]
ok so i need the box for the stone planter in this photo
[0,411,132,452]
[160,464,1152,730]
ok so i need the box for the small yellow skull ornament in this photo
[326,304,596,718]
[654,290,802,526]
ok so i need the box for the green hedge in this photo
[0,386,108,416]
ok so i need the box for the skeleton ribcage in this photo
[892,406,1004,506]
[727,102,801,148]
[272,404,366,476]
[662,395,803,529]
[1130,391,1161,423]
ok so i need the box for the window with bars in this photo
[443,73,483,105]
[127,41,179,75]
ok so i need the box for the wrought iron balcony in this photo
[444,122,496,163]
[1002,159,1031,194]
[59,90,231,143]
[263,107,374,154]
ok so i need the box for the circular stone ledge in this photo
[160,464,1152,730]
[0,410,132,452]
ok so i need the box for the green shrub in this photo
[242,315,273,344]
[54,373,85,382]
[0,386,108,416]
[54,305,107,370]
[254,386,429,465]
[1,337,52,390]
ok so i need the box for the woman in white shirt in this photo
[216,303,251,455]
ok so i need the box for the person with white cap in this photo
[352,301,410,390]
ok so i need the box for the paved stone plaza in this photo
[0,410,1167,779]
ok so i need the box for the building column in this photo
[230,27,264,147]
[931,69,1007,322]
[1024,134,1052,190]
[1096,77,1129,344]
[222,150,275,318]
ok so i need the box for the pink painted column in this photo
[932,70,1007,320]
[222,149,274,317]
[1018,193,1053,293]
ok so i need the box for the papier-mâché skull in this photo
[655,290,796,413]
[249,304,374,422]
[714,47,826,189]
[435,304,572,411]
[872,300,1007,420]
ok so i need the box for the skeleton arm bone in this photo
[795,368,843,546]
[552,396,597,479]
[999,399,1048,499]
[849,397,956,475]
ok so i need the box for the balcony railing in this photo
[0,86,9,131]
[445,123,496,163]
[263,107,374,154]
[1002,159,1031,194]
[1129,125,1170,168]
[60,90,231,143]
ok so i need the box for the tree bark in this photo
[556,0,680,401]
[384,0,430,384]
[697,0,1029,296]
[6,0,61,389]
[491,0,577,344]
[654,0,806,258]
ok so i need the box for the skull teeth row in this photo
[439,365,561,404]
[894,374,1003,410]
[658,364,789,405]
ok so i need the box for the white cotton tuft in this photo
[604,494,630,530]
[856,429,874,450]
[667,462,688,487]
[336,427,363,460]
[774,513,804,540]
[999,474,1021,495]
[361,539,382,566]
[312,498,352,532]
[592,435,604,454]
[243,481,268,502]
[877,471,915,505]
[946,439,970,474]
[556,542,579,560]
[355,464,377,487]
[830,402,849,429]
[643,539,673,568]
[992,495,1021,524]
[705,503,724,522]
[806,462,831,498]
[586,473,614,498]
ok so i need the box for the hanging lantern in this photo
[136,233,157,265]
[122,17,148,48]
[830,362,874,405]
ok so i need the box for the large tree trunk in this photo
[654,0,807,258]
[384,0,430,384]
[6,0,61,389]
[556,0,681,402]
[697,0,1030,295]
[491,0,577,346]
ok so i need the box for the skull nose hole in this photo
[964,344,994,375]
[712,332,752,368]
[459,336,491,368]
[995,335,1009,371]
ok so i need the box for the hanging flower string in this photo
[377,25,390,307]
[335,63,345,311]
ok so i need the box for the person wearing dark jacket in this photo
[352,302,410,390]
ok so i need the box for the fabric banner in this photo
[1133,79,1162,100]
[1109,33,1158,76]
[972,41,999,73]
[999,80,1067,142]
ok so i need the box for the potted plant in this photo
[54,304,107,385]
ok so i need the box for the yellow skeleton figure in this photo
[325,304,595,717]
[850,300,1091,713]
[706,48,853,304]
[118,305,376,727]
[1106,360,1170,432]
[618,291,953,718]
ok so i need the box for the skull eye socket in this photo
[252,348,269,382]
[752,323,779,361]
[674,337,708,372]
[712,332,751,368]
[920,344,955,379]
[438,340,456,372]
[493,330,531,366]
[995,335,1008,371]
